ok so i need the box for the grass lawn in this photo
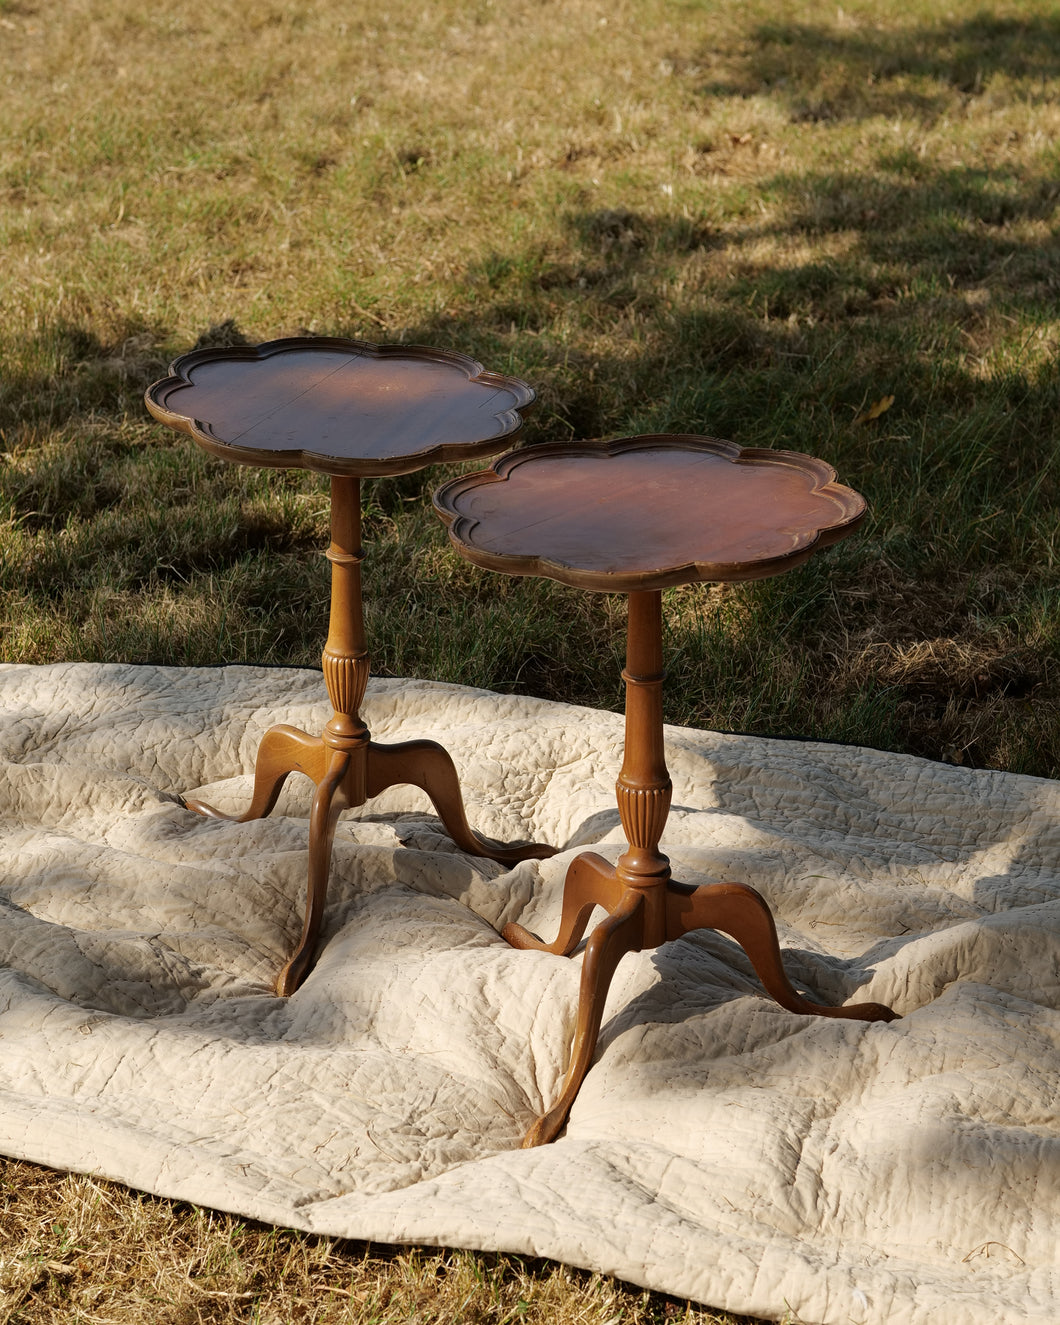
[1,0,1058,1320]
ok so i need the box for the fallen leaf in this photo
[854,394,895,425]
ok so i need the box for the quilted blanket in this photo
[0,662,1057,1325]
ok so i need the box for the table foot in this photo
[184,725,328,822]
[365,739,556,863]
[275,749,352,997]
[185,723,555,995]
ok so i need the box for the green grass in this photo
[2,0,1060,1320]
[3,0,1058,775]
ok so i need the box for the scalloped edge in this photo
[433,434,867,592]
[144,336,536,476]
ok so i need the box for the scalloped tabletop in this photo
[434,435,867,592]
[145,337,536,477]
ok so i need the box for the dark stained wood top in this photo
[433,436,867,591]
[144,337,536,477]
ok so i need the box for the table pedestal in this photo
[505,590,897,1146]
[188,476,556,996]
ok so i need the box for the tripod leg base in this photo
[515,862,898,1146]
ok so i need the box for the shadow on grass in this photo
[4,19,1059,770]
[375,141,1059,772]
[694,11,1060,121]
[392,155,1060,530]
[0,319,171,434]
[0,316,257,437]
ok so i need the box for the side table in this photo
[434,435,898,1146]
[146,337,555,996]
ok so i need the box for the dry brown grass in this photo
[0,1160,759,1325]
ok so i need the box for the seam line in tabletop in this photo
[224,352,366,446]
[475,387,516,413]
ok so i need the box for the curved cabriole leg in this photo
[503,851,625,955]
[523,887,646,1148]
[365,738,556,863]
[666,880,898,1023]
[184,725,328,822]
[275,749,353,997]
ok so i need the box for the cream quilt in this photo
[0,662,1057,1325]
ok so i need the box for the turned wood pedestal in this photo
[434,436,898,1146]
[146,337,556,995]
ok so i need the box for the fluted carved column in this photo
[615,590,672,945]
[321,476,370,800]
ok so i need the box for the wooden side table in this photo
[146,337,555,996]
[434,435,898,1146]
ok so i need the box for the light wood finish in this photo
[435,437,897,1147]
[146,338,555,996]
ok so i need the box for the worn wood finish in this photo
[146,339,554,996]
[435,437,896,1147]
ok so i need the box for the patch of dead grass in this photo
[0,1159,758,1325]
